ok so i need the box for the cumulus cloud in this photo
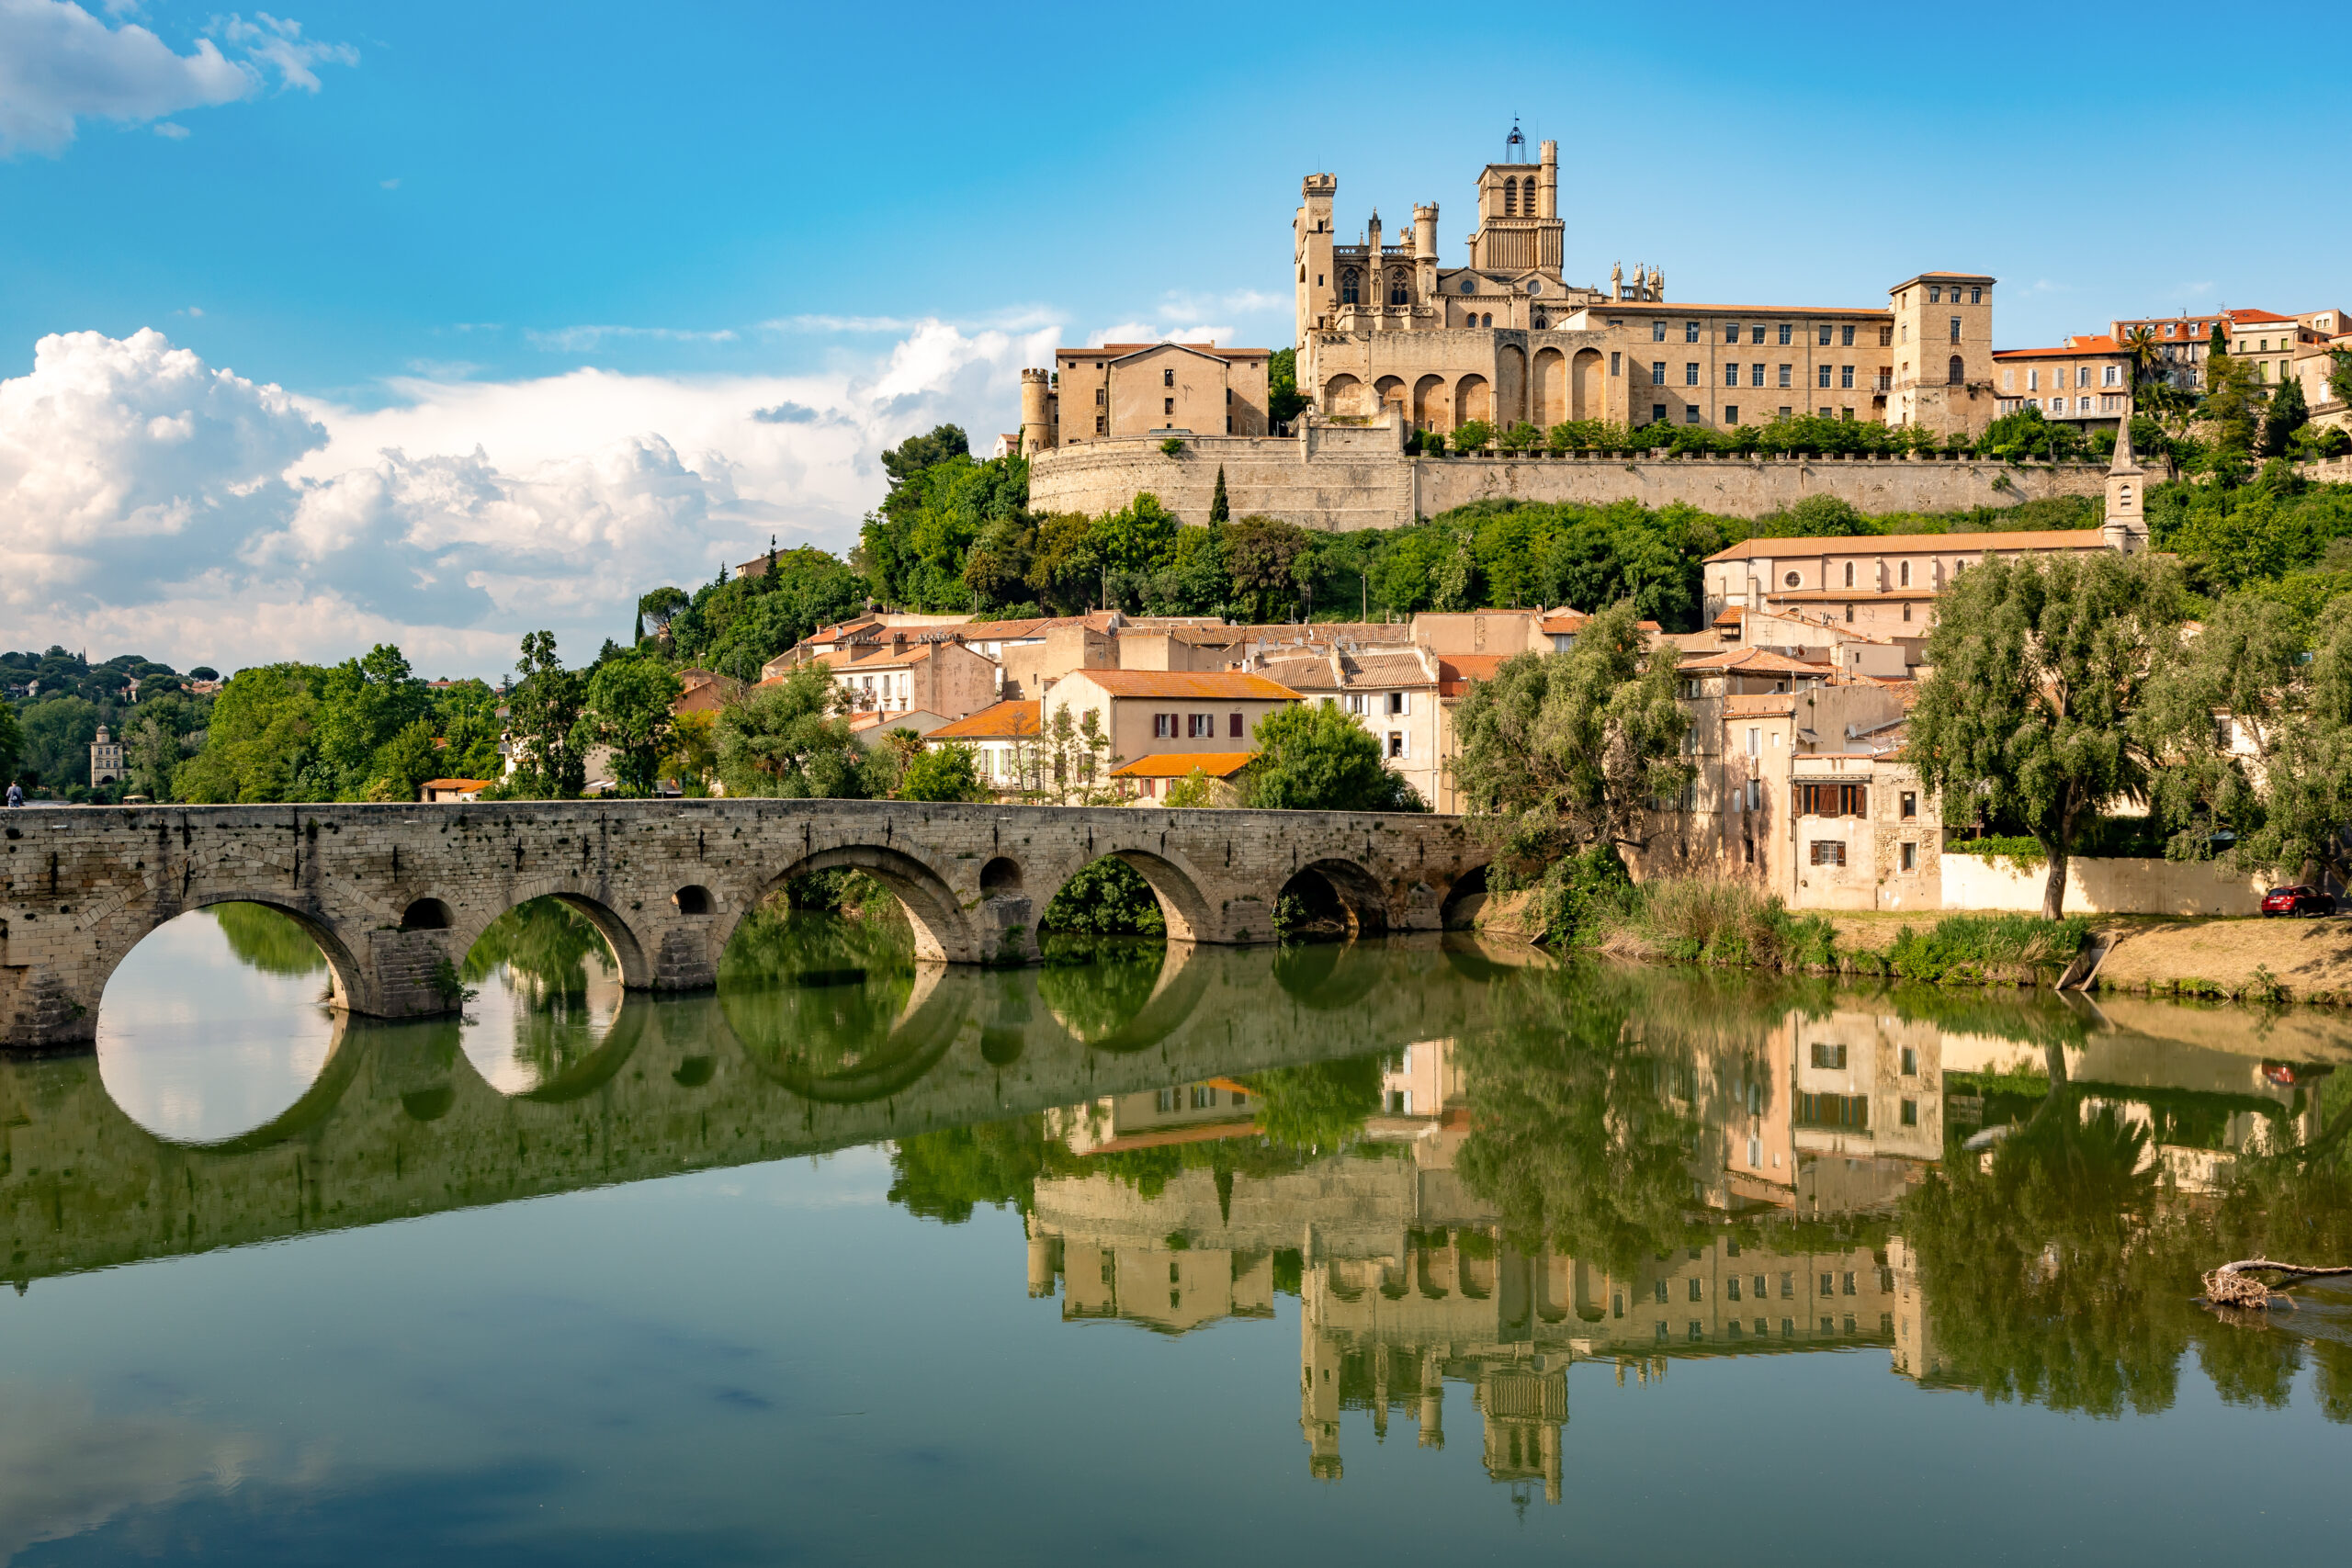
[2,316,1057,674]
[0,2,354,154]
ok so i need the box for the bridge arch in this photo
[1039,841,1217,946]
[452,883,656,992]
[742,844,977,964]
[1279,857,1391,939]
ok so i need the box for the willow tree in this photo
[1906,550,2185,919]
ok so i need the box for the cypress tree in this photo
[2263,374,2308,457]
[633,611,645,644]
[1210,466,1229,524]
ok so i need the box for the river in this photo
[2,897,2346,1562]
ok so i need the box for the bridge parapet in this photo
[0,801,1486,1051]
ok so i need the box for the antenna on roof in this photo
[1505,117,1526,164]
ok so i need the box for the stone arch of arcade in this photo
[2,801,1487,1051]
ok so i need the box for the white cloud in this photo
[2,319,1056,675]
[524,324,741,353]
[150,118,187,138]
[0,1,354,154]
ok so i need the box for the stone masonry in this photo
[0,799,1485,1051]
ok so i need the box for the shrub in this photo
[1591,875,1836,971]
[1883,913,2089,986]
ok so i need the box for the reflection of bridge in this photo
[1,800,1485,1048]
[0,939,1513,1285]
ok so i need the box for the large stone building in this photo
[1289,139,1998,442]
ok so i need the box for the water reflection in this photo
[42,916,2352,1537]
[95,907,338,1145]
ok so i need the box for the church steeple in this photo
[2101,401,2147,553]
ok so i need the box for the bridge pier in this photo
[0,801,1487,1053]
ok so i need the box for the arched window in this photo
[1532,311,1547,329]
[1388,270,1409,305]
[1482,313,1493,328]
[1948,355,1965,385]
[1843,562,1854,587]
[1504,178,1518,216]
[1899,560,1911,587]
[1340,269,1361,305]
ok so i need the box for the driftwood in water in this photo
[2202,1258,2352,1309]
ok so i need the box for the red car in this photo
[2261,886,2338,917]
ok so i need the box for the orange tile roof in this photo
[421,777,493,791]
[2227,308,2294,323]
[1111,751,1258,779]
[1681,649,1832,674]
[1437,654,1510,695]
[1065,670,1303,701]
[1707,529,2110,562]
[1993,337,2123,359]
[928,699,1041,739]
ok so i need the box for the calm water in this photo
[6,900,2346,1562]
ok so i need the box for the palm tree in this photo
[2121,325,2163,389]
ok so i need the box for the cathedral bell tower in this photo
[2101,404,2148,553]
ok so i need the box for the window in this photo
[1810,1041,1848,1069]
[1747,325,1763,344]
[1386,691,1409,715]
[1747,1135,1762,1167]
[1164,397,1175,414]
[1898,790,1917,819]
[1228,712,1242,738]
[1843,562,1854,588]
[1192,1085,1216,1110]
[1818,323,1833,345]
[1684,362,1700,386]
[1611,351,1622,376]
[1809,840,1847,866]
[1928,286,1941,303]
[1900,1046,1917,1076]
[1778,363,1792,388]
[1948,355,1965,385]
[1750,364,1766,387]
[1746,779,1760,810]
[1840,365,1855,389]
[1387,731,1406,759]
[1780,1272,1794,1299]
[1652,361,1667,385]
[1842,1272,1858,1297]
[1187,713,1211,738]
[1747,726,1760,757]
[1685,406,1701,424]
[1162,367,1175,387]
[1798,1094,1869,1131]
[1727,1276,1742,1302]
[1901,840,1917,872]
[1900,1099,1918,1127]
[1094,387,1107,405]
[1346,692,1367,715]
[1094,414,1106,434]
[1340,270,1361,304]
[1154,713,1176,739]
[1654,1279,1668,1304]
[1902,602,1912,622]
[1688,1277,1703,1303]
[1724,363,1740,388]
[2001,367,2015,390]
[2028,367,2040,390]
[1778,322,1792,344]
[1899,560,1911,587]
[1841,324,1856,346]
[1724,404,1738,424]
[1652,402,1666,422]
[1652,320,1667,342]
[1482,313,1492,327]
[1971,287,1983,304]
[2103,365,2120,386]
[1725,321,1741,343]
[1818,365,1833,388]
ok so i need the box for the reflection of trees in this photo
[464,897,621,1088]
[888,1116,1051,1223]
[718,901,920,1081]
[1905,1051,2352,1421]
[1242,1058,1384,1154]
[209,903,326,977]
[1453,964,1722,1275]
[1035,937,1165,1043]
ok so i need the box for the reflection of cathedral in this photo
[1017,1002,2337,1497]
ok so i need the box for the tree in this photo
[2202,347,2260,479]
[896,741,990,802]
[715,664,871,798]
[432,680,506,780]
[1246,701,1424,812]
[638,586,691,644]
[1226,515,1312,622]
[879,423,969,491]
[1449,600,1692,872]
[175,666,322,803]
[367,718,441,802]
[1453,419,1496,450]
[504,631,588,799]
[1267,348,1306,427]
[2263,372,2309,459]
[1905,551,2186,919]
[582,652,684,795]
[1161,767,1216,807]
[0,702,20,787]
[1210,466,1230,524]
[2331,348,2352,407]
[662,708,718,793]
[2121,325,2162,388]
[314,644,431,797]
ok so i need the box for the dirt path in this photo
[1826,909,2352,1005]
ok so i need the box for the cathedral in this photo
[1294,130,1999,441]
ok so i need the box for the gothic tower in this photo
[2101,403,2148,552]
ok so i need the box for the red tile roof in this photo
[1062,670,1303,701]
[927,699,1040,739]
[2227,308,2294,324]
[1111,751,1258,779]
[1437,655,1510,695]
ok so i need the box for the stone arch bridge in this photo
[0,800,1487,1051]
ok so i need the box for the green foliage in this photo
[2264,373,2309,458]
[1160,767,1216,807]
[2146,469,2352,592]
[175,666,322,803]
[502,631,588,799]
[2330,349,2352,406]
[1883,914,2090,985]
[715,664,874,799]
[1159,435,1185,457]
[1039,856,1166,935]
[888,1118,1050,1224]
[0,700,18,784]
[1451,601,1692,874]
[582,651,683,795]
[1246,701,1424,812]
[14,694,100,795]
[857,426,1026,612]
[1525,841,1635,946]
[2199,350,2261,479]
[895,741,990,802]
[1225,514,1314,622]
[1906,551,2187,917]
[314,644,432,797]
[1452,418,1496,450]
[1209,465,1229,524]
[1974,403,2087,463]
[210,902,327,976]
[1241,1057,1383,1154]
[1267,347,1306,426]
[662,546,867,682]
[1601,875,1837,970]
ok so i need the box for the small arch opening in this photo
[673,884,713,916]
[399,897,453,931]
[1275,860,1390,942]
[979,857,1024,897]
[1440,865,1491,931]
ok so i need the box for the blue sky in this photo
[3,0,2345,676]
